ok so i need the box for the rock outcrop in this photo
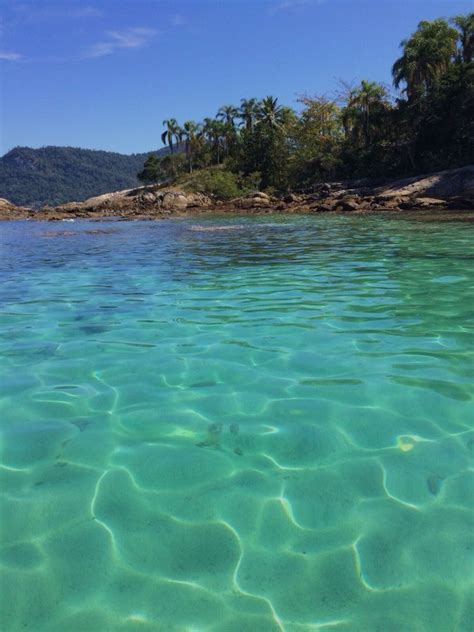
[0,197,32,220]
[280,165,474,214]
[373,165,474,200]
[39,186,213,219]
[233,191,276,209]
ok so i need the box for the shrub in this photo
[185,169,243,199]
[240,171,262,193]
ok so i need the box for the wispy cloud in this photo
[84,27,159,59]
[0,51,23,61]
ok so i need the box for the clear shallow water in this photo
[0,215,473,632]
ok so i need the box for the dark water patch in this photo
[78,324,109,335]
[71,419,91,432]
[300,378,364,386]
[427,473,444,496]
[389,375,472,401]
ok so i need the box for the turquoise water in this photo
[0,215,473,631]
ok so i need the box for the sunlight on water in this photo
[1,215,473,631]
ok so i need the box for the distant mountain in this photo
[0,145,171,207]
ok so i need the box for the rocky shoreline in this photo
[1,165,473,221]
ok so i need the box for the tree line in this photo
[138,13,473,195]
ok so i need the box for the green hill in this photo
[0,145,170,207]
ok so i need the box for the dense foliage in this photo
[0,146,169,207]
[141,12,473,194]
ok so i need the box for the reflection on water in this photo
[1,215,473,631]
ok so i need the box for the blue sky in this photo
[1,0,471,155]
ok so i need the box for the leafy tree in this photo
[291,95,342,185]
[160,153,187,180]
[137,154,162,184]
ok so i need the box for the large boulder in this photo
[160,192,189,211]
[234,191,275,209]
[337,196,360,212]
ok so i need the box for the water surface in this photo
[1,215,473,631]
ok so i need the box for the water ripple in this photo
[1,216,473,631]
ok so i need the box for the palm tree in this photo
[181,120,200,173]
[451,13,474,63]
[217,105,240,157]
[161,119,182,153]
[202,118,226,165]
[256,96,287,129]
[216,105,239,127]
[344,80,388,147]
[392,19,459,99]
[239,98,259,132]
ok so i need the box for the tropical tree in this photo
[451,13,474,63]
[256,96,287,129]
[392,18,459,98]
[243,96,295,189]
[216,105,239,127]
[181,120,200,173]
[342,80,390,147]
[216,105,239,158]
[161,118,182,153]
[202,118,227,165]
[239,98,259,132]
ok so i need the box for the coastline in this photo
[2,164,473,222]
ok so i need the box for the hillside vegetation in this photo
[0,145,170,207]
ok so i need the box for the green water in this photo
[0,215,473,631]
